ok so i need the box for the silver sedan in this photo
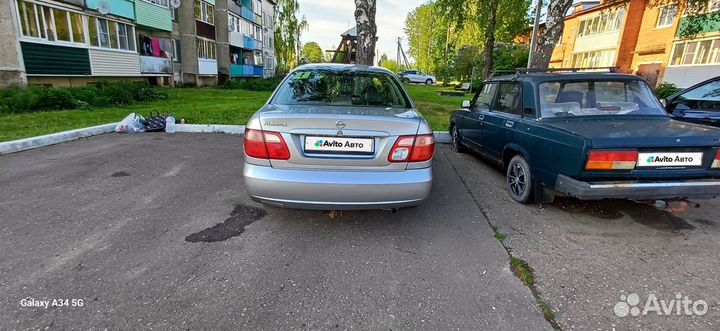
[243,64,434,210]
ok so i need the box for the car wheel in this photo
[450,125,466,153]
[425,79,433,85]
[506,155,533,204]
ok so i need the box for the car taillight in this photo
[585,151,638,170]
[243,128,290,160]
[713,150,720,168]
[388,134,435,163]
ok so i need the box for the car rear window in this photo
[539,80,666,118]
[272,69,411,108]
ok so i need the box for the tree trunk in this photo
[354,0,377,65]
[481,1,498,78]
[531,0,573,68]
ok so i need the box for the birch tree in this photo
[354,0,377,65]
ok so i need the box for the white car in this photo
[401,70,436,85]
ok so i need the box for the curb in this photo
[0,123,451,155]
[0,123,116,155]
[175,124,246,135]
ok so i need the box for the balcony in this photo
[241,7,254,22]
[140,56,172,75]
[230,64,264,78]
[229,31,245,48]
[242,36,263,51]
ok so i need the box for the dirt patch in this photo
[185,204,266,243]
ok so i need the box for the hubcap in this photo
[508,162,527,197]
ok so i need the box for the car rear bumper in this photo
[555,174,720,200]
[243,163,433,210]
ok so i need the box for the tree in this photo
[436,0,529,78]
[274,0,308,73]
[354,0,377,65]
[379,54,399,73]
[301,42,324,63]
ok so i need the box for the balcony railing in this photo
[230,64,264,77]
[140,55,172,75]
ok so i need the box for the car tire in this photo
[425,79,433,85]
[450,125,466,153]
[506,155,533,204]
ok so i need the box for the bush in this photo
[654,82,682,99]
[224,77,283,92]
[0,81,167,113]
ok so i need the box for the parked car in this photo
[243,64,434,210]
[400,70,436,85]
[663,76,720,128]
[449,70,720,204]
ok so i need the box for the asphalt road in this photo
[446,147,720,330]
[0,134,550,330]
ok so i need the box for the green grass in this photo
[510,257,535,287]
[405,84,467,132]
[0,84,463,142]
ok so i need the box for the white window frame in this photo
[656,5,677,28]
[669,38,720,67]
[197,38,216,60]
[195,0,214,25]
[141,0,169,8]
[577,9,625,38]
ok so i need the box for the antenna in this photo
[170,0,181,9]
[97,1,111,15]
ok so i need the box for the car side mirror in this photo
[660,99,667,107]
[461,100,471,109]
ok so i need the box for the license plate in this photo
[304,136,374,154]
[637,152,703,167]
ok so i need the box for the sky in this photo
[296,0,430,63]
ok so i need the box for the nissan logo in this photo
[336,121,346,129]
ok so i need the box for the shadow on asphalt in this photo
[463,149,705,231]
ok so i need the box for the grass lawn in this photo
[0,84,465,142]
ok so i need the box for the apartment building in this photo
[550,0,720,88]
[0,0,276,88]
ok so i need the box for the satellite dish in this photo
[97,0,111,15]
[170,0,181,9]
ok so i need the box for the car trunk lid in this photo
[258,104,421,170]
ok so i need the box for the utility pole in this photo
[527,0,543,68]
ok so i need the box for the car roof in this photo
[488,72,644,83]
[293,63,395,75]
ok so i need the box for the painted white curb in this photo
[174,124,451,142]
[174,124,246,135]
[0,123,451,155]
[433,132,451,143]
[0,123,116,155]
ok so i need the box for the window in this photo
[53,9,71,41]
[670,39,720,66]
[539,80,665,118]
[572,49,617,68]
[657,5,677,28]
[69,12,84,43]
[197,39,216,59]
[474,83,498,109]
[142,0,169,7]
[254,0,262,15]
[97,19,110,47]
[492,83,522,116]
[711,0,720,12]
[195,0,214,24]
[17,0,40,37]
[89,17,135,51]
[578,9,625,37]
[271,70,410,108]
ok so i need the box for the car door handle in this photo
[505,120,514,128]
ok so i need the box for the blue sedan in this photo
[449,71,720,204]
